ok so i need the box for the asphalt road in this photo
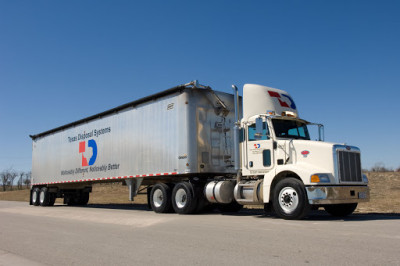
[0,201,399,266]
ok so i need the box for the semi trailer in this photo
[30,80,369,219]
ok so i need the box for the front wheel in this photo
[324,203,358,217]
[272,178,310,220]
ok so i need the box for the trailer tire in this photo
[32,187,40,206]
[48,193,56,206]
[66,195,77,206]
[272,178,310,220]
[77,192,89,205]
[172,182,198,214]
[150,183,173,213]
[39,187,50,206]
[324,203,358,217]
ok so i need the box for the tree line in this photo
[369,162,400,172]
[0,168,31,191]
[1,162,399,192]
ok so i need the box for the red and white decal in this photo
[32,172,179,186]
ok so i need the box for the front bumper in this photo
[306,185,370,205]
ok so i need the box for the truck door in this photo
[245,117,274,174]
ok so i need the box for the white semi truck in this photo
[30,81,369,219]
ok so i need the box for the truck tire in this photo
[150,183,173,213]
[324,203,358,217]
[273,178,310,220]
[48,193,56,206]
[32,187,40,206]
[39,187,50,206]
[172,182,198,214]
[77,192,89,205]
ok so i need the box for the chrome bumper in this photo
[306,186,370,205]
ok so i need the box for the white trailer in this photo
[30,81,369,219]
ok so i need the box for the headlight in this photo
[310,174,330,183]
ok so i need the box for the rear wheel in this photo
[77,192,89,205]
[39,187,50,206]
[172,182,198,214]
[32,187,40,206]
[150,183,173,213]
[48,193,56,206]
[324,203,358,217]
[273,178,310,220]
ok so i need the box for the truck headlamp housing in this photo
[310,174,330,183]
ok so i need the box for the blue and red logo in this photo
[268,91,296,109]
[254,143,261,149]
[79,139,97,166]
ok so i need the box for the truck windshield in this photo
[272,119,310,140]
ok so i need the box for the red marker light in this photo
[301,150,310,156]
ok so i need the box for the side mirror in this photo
[255,117,263,139]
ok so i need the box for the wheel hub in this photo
[279,187,299,214]
[175,188,188,209]
[153,189,164,208]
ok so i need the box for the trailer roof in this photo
[30,84,187,140]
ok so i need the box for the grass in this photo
[1,172,399,214]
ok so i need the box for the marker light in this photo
[266,110,276,116]
[311,174,330,183]
[281,111,297,118]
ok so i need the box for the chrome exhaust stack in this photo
[232,85,240,173]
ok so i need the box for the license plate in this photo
[358,191,367,199]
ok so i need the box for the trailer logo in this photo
[254,143,261,149]
[79,139,97,166]
[268,91,296,110]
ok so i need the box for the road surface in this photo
[0,201,399,265]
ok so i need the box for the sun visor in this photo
[243,84,298,120]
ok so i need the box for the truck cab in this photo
[233,84,369,219]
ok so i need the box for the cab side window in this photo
[248,122,269,141]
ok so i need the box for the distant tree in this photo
[1,170,9,191]
[371,162,392,172]
[7,170,17,191]
[24,171,31,188]
[17,172,24,190]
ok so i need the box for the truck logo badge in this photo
[79,139,97,166]
[268,91,296,109]
[254,144,261,149]
[301,150,310,157]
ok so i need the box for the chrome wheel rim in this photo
[279,187,299,214]
[32,190,38,203]
[39,190,45,203]
[153,189,163,208]
[175,188,187,209]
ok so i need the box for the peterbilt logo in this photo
[79,139,97,166]
[301,150,310,158]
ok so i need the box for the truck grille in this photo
[337,151,362,182]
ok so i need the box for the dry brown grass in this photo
[1,172,399,213]
[356,172,400,213]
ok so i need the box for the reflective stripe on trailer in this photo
[32,172,180,186]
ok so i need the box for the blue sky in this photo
[1,0,399,171]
